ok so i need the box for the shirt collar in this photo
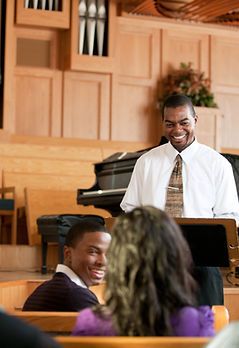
[165,138,199,163]
[55,264,87,288]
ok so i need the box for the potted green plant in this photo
[160,62,217,108]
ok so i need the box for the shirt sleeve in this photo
[171,306,215,337]
[120,158,144,212]
[213,157,239,226]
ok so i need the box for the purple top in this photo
[72,306,215,337]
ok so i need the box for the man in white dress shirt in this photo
[121,94,239,306]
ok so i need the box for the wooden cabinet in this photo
[62,0,116,73]
[194,107,223,151]
[15,0,70,28]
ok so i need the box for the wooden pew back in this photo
[55,336,211,348]
[13,311,78,333]
[11,305,228,334]
[0,279,105,312]
[0,279,45,311]
[24,187,111,245]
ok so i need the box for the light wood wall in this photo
[2,1,239,148]
[0,134,153,209]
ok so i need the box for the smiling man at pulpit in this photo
[121,94,239,306]
[23,220,111,312]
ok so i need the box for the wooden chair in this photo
[24,187,111,246]
[0,186,17,244]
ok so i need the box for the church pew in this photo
[1,278,228,336]
[0,279,105,311]
[13,311,78,333]
[9,305,228,335]
[0,279,45,311]
[55,336,211,348]
[1,280,229,335]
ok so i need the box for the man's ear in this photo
[194,114,198,125]
[64,245,71,265]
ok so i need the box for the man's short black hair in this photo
[162,94,196,120]
[65,219,109,248]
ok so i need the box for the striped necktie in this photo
[164,154,183,217]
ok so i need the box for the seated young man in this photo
[23,220,111,311]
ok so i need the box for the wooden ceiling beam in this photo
[119,0,239,26]
[180,0,239,21]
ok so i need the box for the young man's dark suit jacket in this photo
[22,272,99,311]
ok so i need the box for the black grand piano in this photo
[77,148,151,216]
[77,143,239,216]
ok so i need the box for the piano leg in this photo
[41,236,48,274]
[59,234,65,264]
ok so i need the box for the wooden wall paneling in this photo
[161,28,209,78]
[0,245,42,272]
[3,172,95,209]
[116,19,160,81]
[14,27,62,136]
[9,135,155,153]
[3,13,63,136]
[194,107,223,151]
[0,157,94,178]
[112,19,161,143]
[211,35,239,149]
[0,142,102,162]
[3,1,16,133]
[0,138,154,209]
[14,67,62,136]
[63,71,111,140]
[113,81,157,142]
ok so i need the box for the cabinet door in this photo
[14,68,62,136]
[111,19,161,143]
[62,0,116,73]
[63,71,111,140]
[15,0,70,28]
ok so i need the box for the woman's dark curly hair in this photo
[95,206,198,336]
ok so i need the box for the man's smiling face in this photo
[64,231,111,287]
[163,104,198,152]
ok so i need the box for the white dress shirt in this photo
[120,140,239,226]
[55,264,87,288]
